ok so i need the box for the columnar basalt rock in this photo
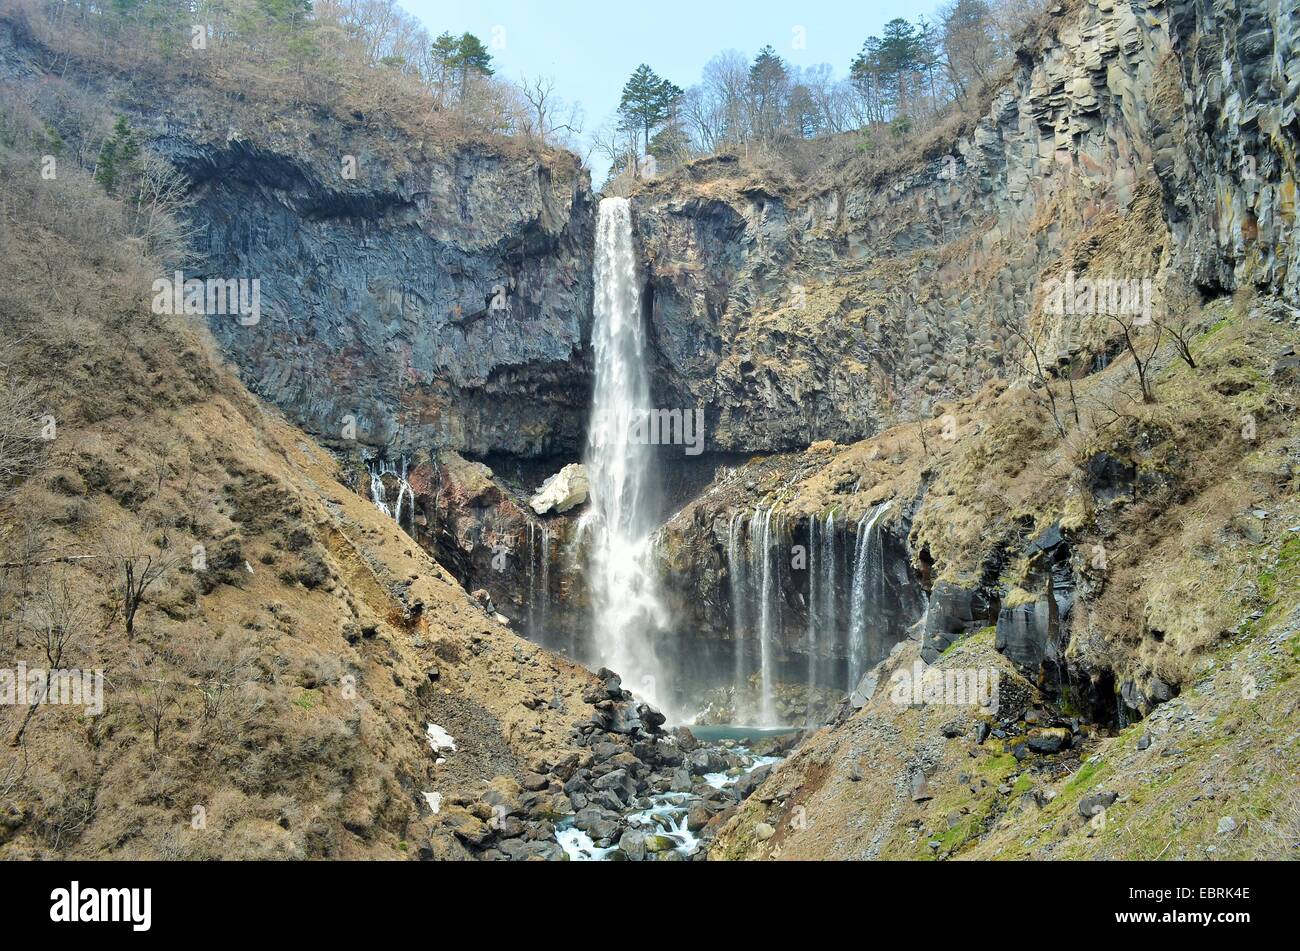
[161,133,596,461]
[630,0,1298,454]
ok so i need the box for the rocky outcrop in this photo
[923,582,1000,663]
[0,18,599,463]
[1163,0,1299,297]
[994,523,1075,684]
[630,0,1298,454]
[176,135,595,460]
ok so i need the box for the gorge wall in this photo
[192,0,1297,721]
[7,0,1293,720]
[156,107,597,463]
[632,0,1297,453]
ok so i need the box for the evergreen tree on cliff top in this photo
[618,64,683,158]
[431,31,495,103]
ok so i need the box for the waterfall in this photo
[726,511,749,716]
[753,506,779,728]
[369,470,389,516]
[807,514,819,704]
[527,521,551,645]
[847,501,892,689]
[540,522,551,645]
[581,197,668,712]
[369,459,414,533]
[822,511,839,668]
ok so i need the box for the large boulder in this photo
[438,451,501,507]
[530,464,589,515]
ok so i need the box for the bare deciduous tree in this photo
[518,75,583,146]
[0,341,47,499]
[188,637,260,737]
[127,150,198,267]
[0,516,48,650]
[1109,313,1164,404]
[1156,276,1204,371]
[108,524,176,639]
[995,312,1069,438]
[132,676,179,754]
[10,570,94,747]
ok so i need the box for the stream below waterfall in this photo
[555,731,783,861]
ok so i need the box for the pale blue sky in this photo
[401,0,944,178]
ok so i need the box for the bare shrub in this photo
[0,340,48,499]
[107,522,178,639]
[10,569,96,747]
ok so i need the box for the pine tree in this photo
[431,32,461,104]
[618,64,683,159]
[452,33,494,100]
[748,46,789,142]
[95,116,140,196]
[257,0,313,23]
[851,19,924,121]
[456,33,493,75]
[877,18,923,118]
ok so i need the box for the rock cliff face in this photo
[1165,0,1299,296]
[630,0,1298,453]
[178,136,596,460]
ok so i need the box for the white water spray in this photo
[847,501,891,689]
[754,506,779,728]
[727,511,749,711]
[369,459,414,533]
[581,197,669,713]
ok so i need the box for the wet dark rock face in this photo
[923,583,1000,665]
[166,136,596,460]
[658,501,927,702]
[994,524,1075,684]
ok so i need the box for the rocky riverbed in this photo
[432,668,801,861]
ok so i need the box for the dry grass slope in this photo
[0,92,595,860]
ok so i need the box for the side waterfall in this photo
[369,459,414,533]
[727,511,749,712]
[581,197,668,712]
[722,500,912,724]
[807,514,819,700]
[753,507,779,728]
[847,501,892,689]
[526,521,551,646]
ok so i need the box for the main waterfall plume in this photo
[581,197,669,714]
